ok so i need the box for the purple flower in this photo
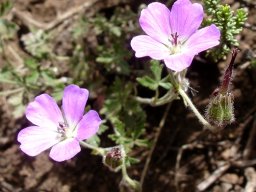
[17,85,101,162]
[131,0,221,72]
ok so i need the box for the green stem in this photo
[79,141,106,156]
[121,148,141,192]
[0,87,24,96]
[134,88,177,106]
[178,87,215,131]
[153,88,159,103]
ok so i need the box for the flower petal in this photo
[139,2,172,45]
[76,110,101,141]
[25,94,63,130]
[164,52,194,72]
[62,85,89,128]
[17,126,60,156]
[185,24,221,54]
[49,138,81,162]
[170,0,203,40]
[131,35,170,60]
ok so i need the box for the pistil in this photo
[171,32,179,46]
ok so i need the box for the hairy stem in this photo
[219,48,239,94]
[134,88,177,106]
[178,87,215,131]
[121,147,141,192]
[80,141,106,156]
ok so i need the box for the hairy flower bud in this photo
[205,49,238,128]
[206,92,234,127]
[103,147,123,171]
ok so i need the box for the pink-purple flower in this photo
[131,0,221,72]
[17,84,101,162]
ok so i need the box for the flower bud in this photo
[205,49,238,128]
[206,92,234,127]
[103,147,123,171]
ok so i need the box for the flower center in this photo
[168,32,182,54]
[57,122,76,139]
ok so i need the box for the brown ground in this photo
[0,0,256,192]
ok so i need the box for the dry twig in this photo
[243,116,256,159]
[12,0,100,31]
[244,167,256,192]
[140,103,172,189]
[197,163,231,191]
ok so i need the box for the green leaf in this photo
[41,71,64,87]
[136,76,158,90]
[98,124,109,135]
[7,90,23,106]
[203,0,247,60]
[52,88,65,102]
[110,26,121,37]
[0,0,13,17]
[25,71,39,85]
[134,139,150,147]
[159,82,172,90]
[137,60,170,91]
[150,60,162,81]
[86,135,100,147]
[24,58,38,69]
[21,30,50,58]
[112,118,125,136]
[101,78,147,149]
[159,76,173,90]
[96,56,113,63]
[0,19,18,40]
[126,156,140,166]
[100,97,122,116]
[0,70,15,84]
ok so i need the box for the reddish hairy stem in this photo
[220,48,239,94]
